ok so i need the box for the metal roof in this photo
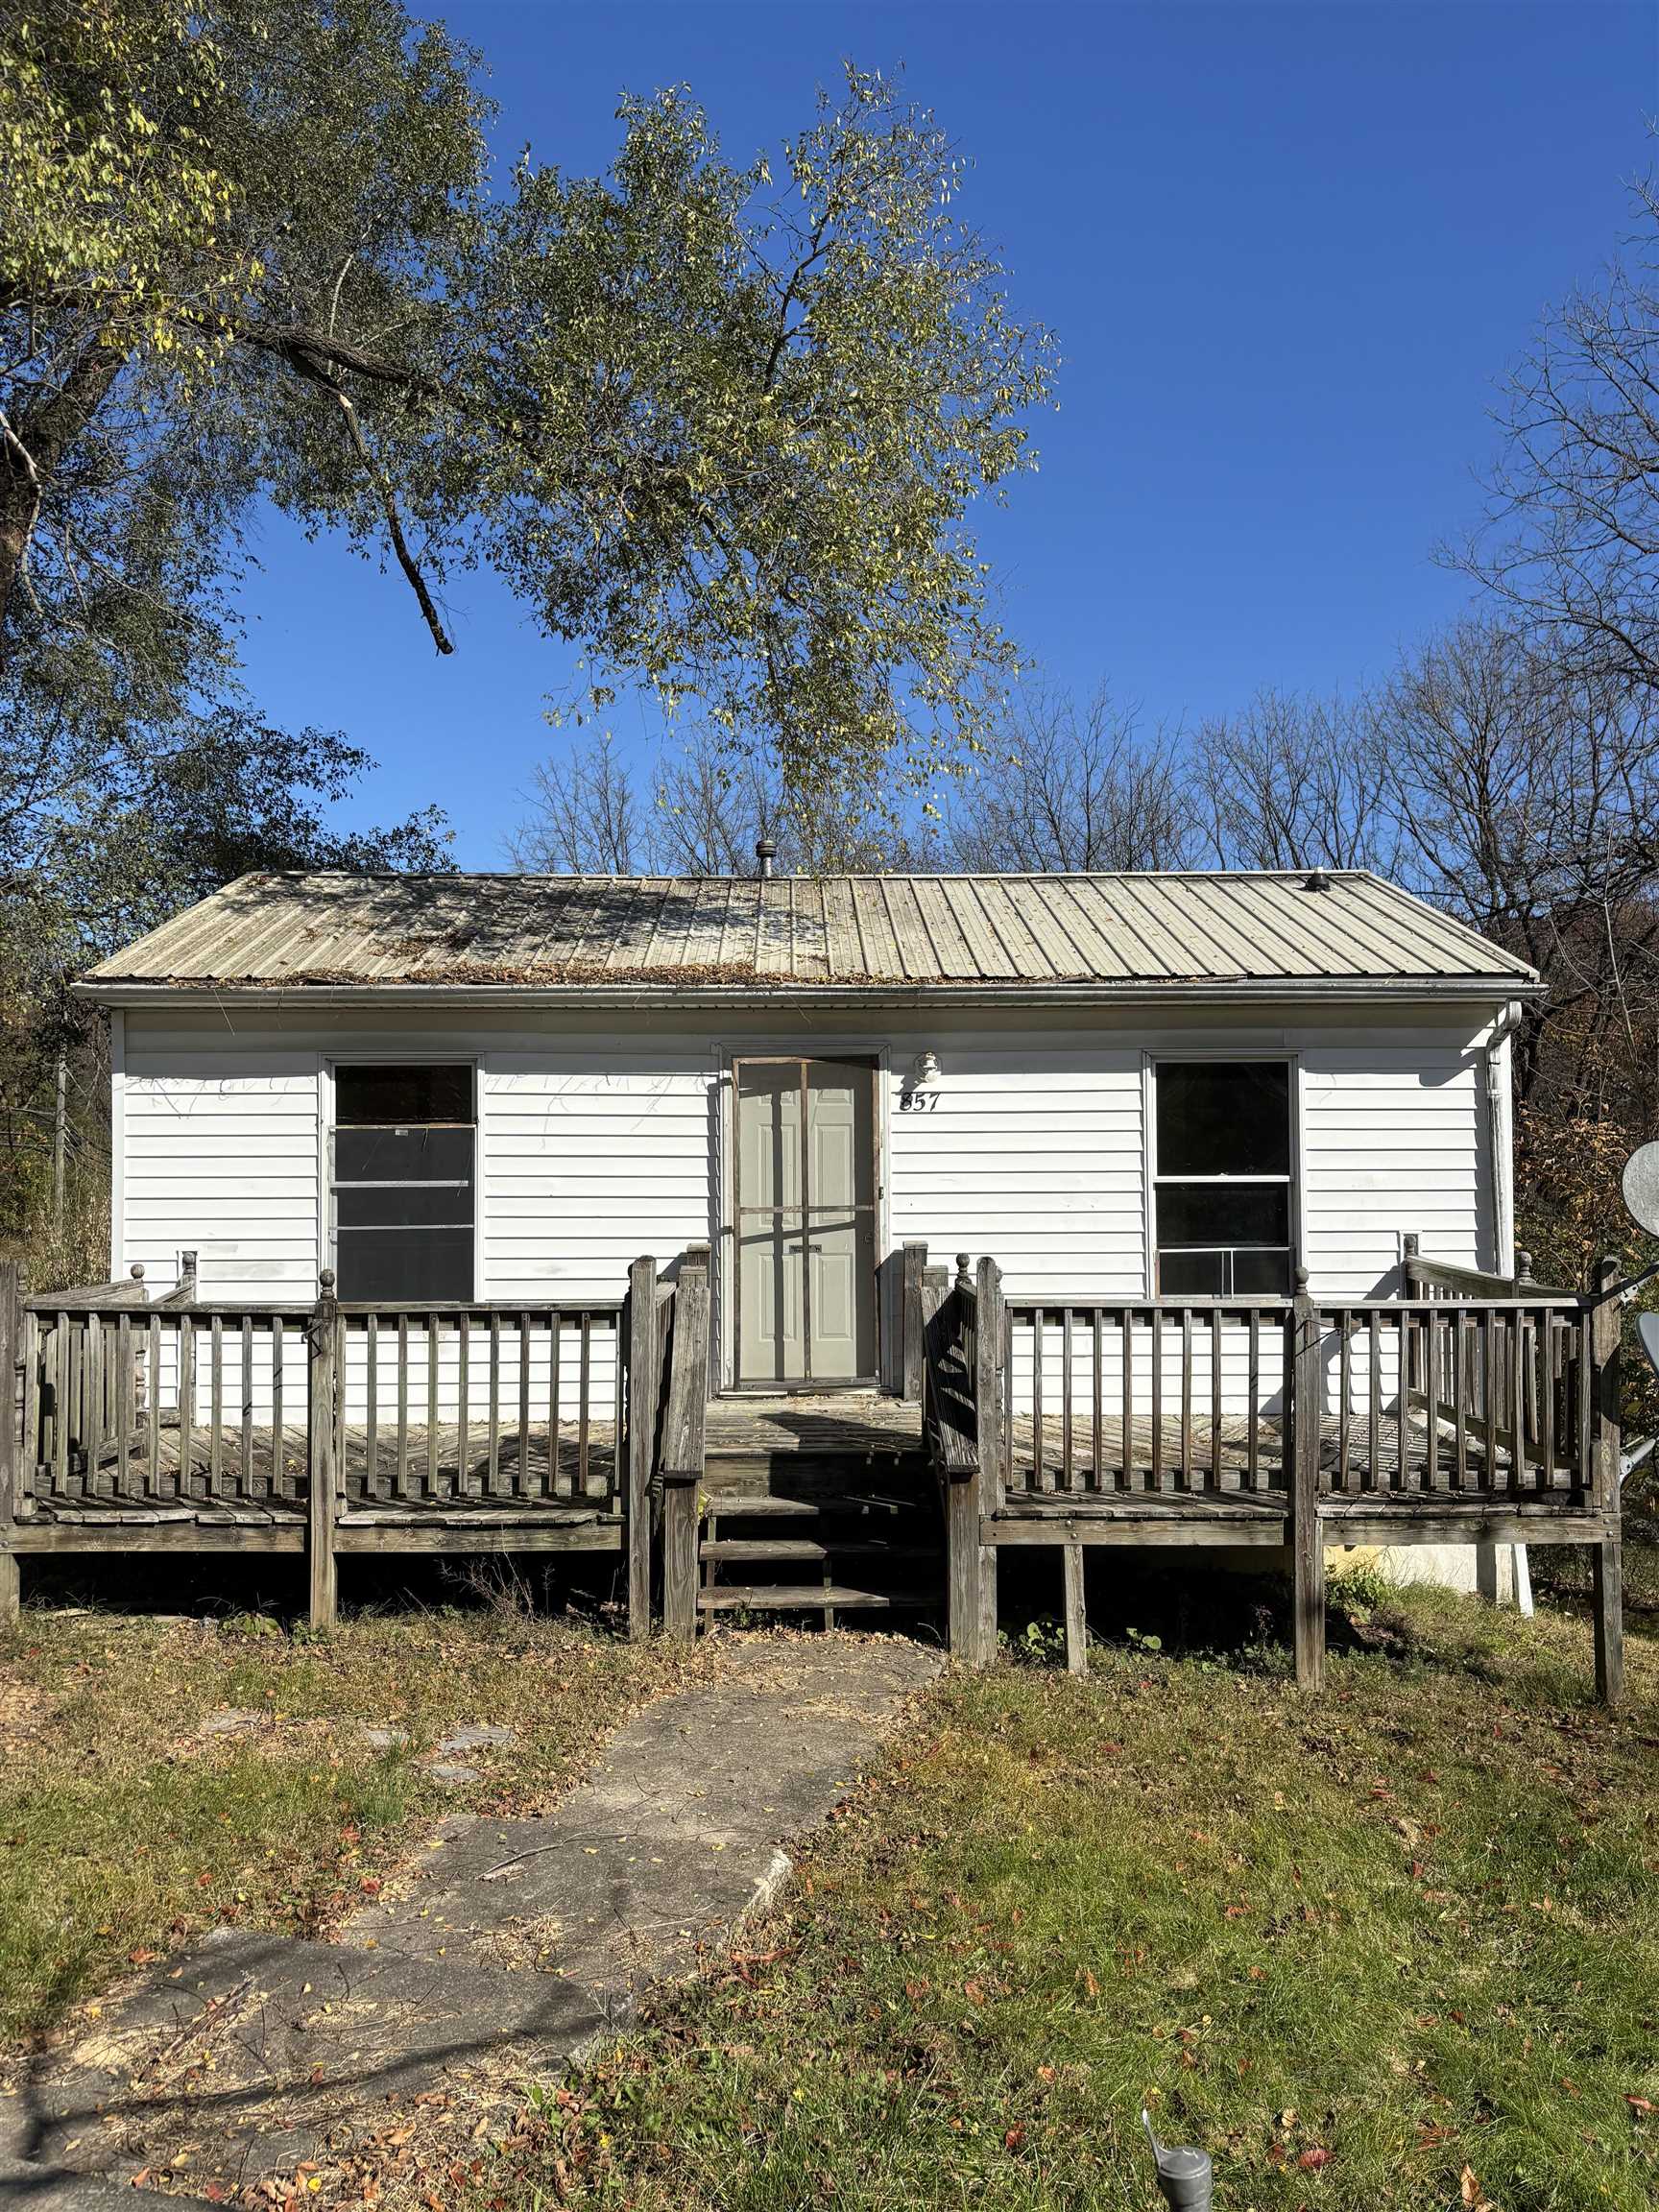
[81,870,1539,998]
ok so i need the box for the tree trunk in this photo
[0,337,131,650]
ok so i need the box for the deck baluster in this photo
[1119,1310,1134,1491]
[578,1312,592,1501]
[1060,1309,1074,1492]
[457,1314,471,1497]
[1210,1310,1223,1491]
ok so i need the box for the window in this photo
[332,1064,474,1302]
[1153,1060,1293,1296]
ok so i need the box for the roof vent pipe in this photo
[756,838,777,880]
[1303,865,1332,892]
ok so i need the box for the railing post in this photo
[660,1244,710,1643]
[0,1261,20,1632]
[901,1240,927,1403]
[1291,1266,1325,1692]
[1591,1255,1623,1707]
[973,1255,1003,1657]
[625,1254,660,1640]
[1401,1234,1422,1413]
[306,1268,340,1633]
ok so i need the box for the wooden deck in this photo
[999,1407,1584,1496]
[15,1420,621,1547]
[704,1394,923,1457]
[5,1251,1626,1710]
[993,1406,1601,1546]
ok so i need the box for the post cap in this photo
[130,1262,145,1280]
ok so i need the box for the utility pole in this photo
[52,1042,66,1239]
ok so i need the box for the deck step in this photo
[703,1489,927,1522]
[703,1454,929,1489]
[696,1583,928,1613]
[700,1535,937,1565]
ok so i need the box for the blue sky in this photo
[231,0,1659,866]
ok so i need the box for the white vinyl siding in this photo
[887,1046,1146,1295]
[1301,1042,1490,1299]
[115,1010,1499,1389]
[121,1050,322,1298]
[481,1048,716,1302]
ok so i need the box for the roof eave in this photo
[75,974,1545,1012]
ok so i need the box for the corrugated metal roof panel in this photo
[83,870,1540,994]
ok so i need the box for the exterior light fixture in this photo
[911,1049,942,1090]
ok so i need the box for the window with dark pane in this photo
[1153,1060,1293,1296]
[331,1064,474,1302]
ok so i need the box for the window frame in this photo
[1144,1050,1303,1299]
[323,1056,481,1304]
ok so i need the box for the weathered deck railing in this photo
[333,1300,623,1508]
[919,1246,1625,1703]
[917,1253,1001,1664]
[1001,1296,1296,1499]
[1316,1295,1589,1500]
[0,1258,713,1635]
[16,1291,625,1517]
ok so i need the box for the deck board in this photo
[22,1421,618,1521]
[18,1392,1593,1535]
[1000,1408,1582,1499]
[704,1395,923,1457]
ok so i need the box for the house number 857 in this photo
[899,1092,940,1113]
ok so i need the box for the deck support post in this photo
[946,1479,986,1661]
[1291,1268,1325,1692]
[1591,1256,1623,1708]
[1062,1543,1086,1674]
[943,1256,1004,1668]
[625,1256,660,1640]
[659,1245,710,1643]
[661,1480,699,1640]
[0,1262,18,1633]
[306,1269,340,1633]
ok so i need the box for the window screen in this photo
[332,1065,474,1302]
[1154,1061,1293,1296]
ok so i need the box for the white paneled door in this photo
[734,1058,877,1385]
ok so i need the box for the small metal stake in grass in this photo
[1141,2108,1213,2211]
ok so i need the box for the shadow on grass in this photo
[996,1540,1659,1694]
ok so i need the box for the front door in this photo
[734,1057,878,1386]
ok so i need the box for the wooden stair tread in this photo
[696,1583,929,1612]
[704,1490,928,1520]
[701,1536,938,1563]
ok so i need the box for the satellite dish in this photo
[1623,1143,1659,1238]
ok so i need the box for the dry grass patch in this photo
[0,1609,710,2053]
[468,1579,1659,2212]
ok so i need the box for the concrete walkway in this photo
[1,1635,939,2203]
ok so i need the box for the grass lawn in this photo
[0,1608,706,2054]
[475,1576,1659,2212]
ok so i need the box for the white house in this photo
[12,858,1621,1690]
[82,864,1536,1387]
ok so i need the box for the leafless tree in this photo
[1192,689,1396,874]
[942,682,1194,872]
[508,734,642,875]
[1459,172,1659,699]
[1375,617,1659,1115]
[511,728,929,877]
[651,745,782,876]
